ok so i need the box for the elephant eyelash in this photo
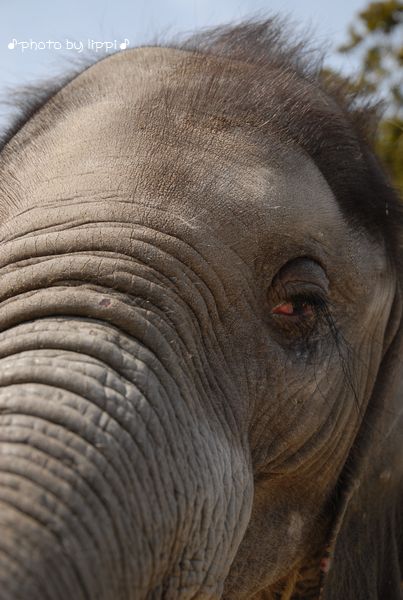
[287,292,328,315]
[283,291,335,342]
[283,294,361,414]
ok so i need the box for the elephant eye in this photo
[271,293,324,319]
[267,258,331,340]
[269,290,330,341]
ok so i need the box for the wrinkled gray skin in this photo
[0,44,401,600]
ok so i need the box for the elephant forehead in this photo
[0,45,385,280]
[0,45,338,226]
[5,92,345,254]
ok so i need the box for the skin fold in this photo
[0,21,401,599]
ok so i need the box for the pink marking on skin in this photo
[320,556,331,573]
[99,298,111,307]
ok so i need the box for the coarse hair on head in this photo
[168,18,402,260]
[0,17,401,264]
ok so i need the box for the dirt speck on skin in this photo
[99,298,111,307]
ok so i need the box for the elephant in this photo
[0,18,401,600]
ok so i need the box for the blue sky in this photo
[0,0,366,125]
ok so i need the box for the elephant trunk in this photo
[0,315,250,599]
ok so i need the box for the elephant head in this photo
[0,19,401,599]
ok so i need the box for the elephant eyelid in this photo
[287,291,328,313]
[270,289,339,348]
[271,291,329,322]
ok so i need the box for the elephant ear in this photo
[320,285,403,600]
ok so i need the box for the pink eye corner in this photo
[271,301,314,318]
[272,302,295,316]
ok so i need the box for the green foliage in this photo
[376,118,403,192]
[340,1,403,195]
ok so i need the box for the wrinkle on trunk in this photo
[0,317,252,599]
